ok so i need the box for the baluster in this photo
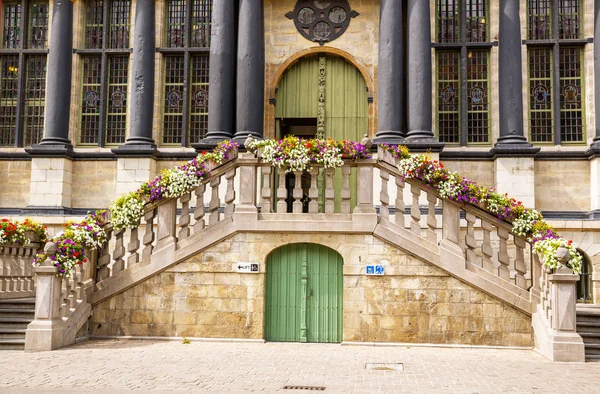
[379,168,390,220]
[77,262,86,301]
[465,212,479,266]
[112,230,126,274]
[514,236,528,289]
[426,192,438,244]
[261,166,273,213]
[179,193,191,240]
[142,208,156,261]
[308,168,319,213]
[209,176,221,225]
[325,168,335,213]
[481,220,494,272]
[292,171,303,213]
[127,227,140,267]
[277,171,287,213]
[531,251,541,298]
[97,228,112,281]
[62,278,71,318]
[341,166,351,214]
[193,184,206,233]
[224,168,236,218]
[410,184,421,235]
[497,227,510,280]
[395,176,406,227]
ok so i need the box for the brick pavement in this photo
[1,340,599,393]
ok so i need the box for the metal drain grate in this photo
[365,363,404,371]
[283,385,326,391]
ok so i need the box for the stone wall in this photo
[72,161,118,209]
[90,233,532,347]
[0,160,31,208]
[535,160,590,212]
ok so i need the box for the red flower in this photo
[306,142,312,148]
[73,251,79,258]
[568,240,573,246]
[202,150,207,155]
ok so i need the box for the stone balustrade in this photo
[20,150,585,360]
[0,237,42,300]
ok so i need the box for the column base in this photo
[403,136,445,153]
[112,143,158,158]
[373,131,405,146]
[26,143,74,158]
[233,131,262,145]
[192,135,232,152]
[491,143,540,158]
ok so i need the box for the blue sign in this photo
[366,265,384,276]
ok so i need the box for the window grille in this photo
[527,0,586,144]
[78,0,131,146]
[160,0,212,146]
[435,1,491,146]
[0,0,49,147]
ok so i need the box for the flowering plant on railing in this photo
[108,140,238,231]
[0,218,48,245]
[33,212,107,278]
[246,136,371,173]
[388,148,583,274]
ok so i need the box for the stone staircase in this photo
[576,306,600,361]
[0,298,35,350]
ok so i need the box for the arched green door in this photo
[275,55,369,212]
[265,243,343,343]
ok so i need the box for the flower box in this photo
[377,145,400,167]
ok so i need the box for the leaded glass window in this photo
[527,0,586,144]
[160,0,212,146]
[435,1,491,146]
[0,0,49,147]
[78,0,131,146]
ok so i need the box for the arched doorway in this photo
[274,54,369,212]
[264,243,343,343]
[577,254,593,304]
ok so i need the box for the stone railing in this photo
[25,242,93,351]
[531,249,585,362]
[23,146,581,361]
[0,236,42,300]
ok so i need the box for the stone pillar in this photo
[495,0,531,148]
[374,0,404,145]
[405,0,434,142]
[25,244,65,352]
[233,0,264,143]
[37,0,73,150]
[195,0,237,150]
[494,156,536,207]
[27,157,73,209]
[115,158,157,196]
[113,0,157,157]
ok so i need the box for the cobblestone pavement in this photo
[1,340,599,393]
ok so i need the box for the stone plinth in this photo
[494,157,535,208]
[115,158,157,196]
[28,157,73,208]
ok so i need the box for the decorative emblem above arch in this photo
[286,0,359,46]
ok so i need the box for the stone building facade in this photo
[1,0,600,344]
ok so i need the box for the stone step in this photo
[0,298,36,310]
[576,321,600,333]
[0,308,35,317]
[0,327,27,339]
[0,317,32,330]
[0,338,25,350]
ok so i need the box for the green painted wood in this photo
[275,56,320,119]
[325,55,368,212]
[265,244,343,343]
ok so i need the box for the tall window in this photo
[527,0,586,144]
[160,0,212,147]
[0,0,49,147]
[77,0,131,146]
[435,0,491,146]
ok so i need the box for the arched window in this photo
[435,0,491,146]
[0,0,49,147]
[160,0,212,147]
[77,0,131,147]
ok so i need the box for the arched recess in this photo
[266,47,375,139]
[577,250,593,304]
[264,243,343,343]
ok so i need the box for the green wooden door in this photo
[265,244,343,343]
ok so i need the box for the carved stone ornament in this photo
[286,0,359,46]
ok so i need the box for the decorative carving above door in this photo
[286,0,359,46]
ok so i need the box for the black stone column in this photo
[406,0,433,140]
[591,0,600,150]
[374,0,404,145]
[114,0,157,155]
[33,0,73,153]
[194,0,237,150]
[494,0,535,152]
[233,0,264,143]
